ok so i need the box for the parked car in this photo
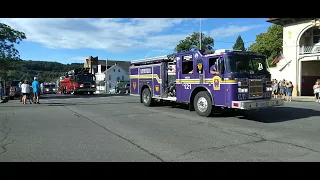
[116,81,130,94]
[125,83,130,94]
[9,80,21,100]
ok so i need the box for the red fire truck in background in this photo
[59,68,96,95]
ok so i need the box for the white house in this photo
[268,18,320,96]
[95,63,129,93]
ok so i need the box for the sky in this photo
[0,18,272,64]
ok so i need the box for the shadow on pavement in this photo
[40,94,129,100]
[237,107,320,123]
[0,101,137,107]
[149,102,320,123]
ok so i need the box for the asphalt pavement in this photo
[1,94,320,162]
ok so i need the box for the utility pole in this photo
[105,59,108,93]
[199,18,202,50]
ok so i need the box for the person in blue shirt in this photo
[210,62,220,75]
[18,79,23,102]
[32,77,40,104]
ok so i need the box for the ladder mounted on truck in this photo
[131,54,176,66]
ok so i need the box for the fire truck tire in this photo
[194,91,213,117]
[90,92,94,95]
[142,88,153,106]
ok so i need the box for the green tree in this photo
[0,23,26,91]
[233,35,246,51]
[175,32,214,53]
[248,24,283,66]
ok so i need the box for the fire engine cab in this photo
[129,49,284,117]
[60,68,96,95]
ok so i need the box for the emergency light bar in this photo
[204,49,243,57]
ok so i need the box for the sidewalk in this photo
[274,96,315,102]
[292,96,316,102]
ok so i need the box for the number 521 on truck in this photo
[129,49,284,117]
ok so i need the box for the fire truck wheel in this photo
[194,91,213,117]
[142,88,153,106]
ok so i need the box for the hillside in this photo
[6,60,84,82]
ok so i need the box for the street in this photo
[1,94,320,162]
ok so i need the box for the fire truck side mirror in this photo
[216,58,225,75]
[216,59,220,70]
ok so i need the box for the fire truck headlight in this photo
[80,84,84,87]
[238,88,248,93]
[267,87,273,91]
[238,81,248,87]
[46,89,49,91]
[91,85,95,87]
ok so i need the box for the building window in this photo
[122,75,124,81]
[313,29,320,43]
[109,83,111,88]
[109,75,111,80]
[116,77,120,82]
[113,69,115,72]
[118,69,120,72]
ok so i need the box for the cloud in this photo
[0,18,197,52]
[144,49,171,58]
[210,25,265,39]
[70,56,89,61]
[0,18,265,53]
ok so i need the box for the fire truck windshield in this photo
[44,85,55,88]
[77,75,94,82]
[225,54,270,74]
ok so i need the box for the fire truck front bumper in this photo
[75,88,96,92]
[231,99,284,110]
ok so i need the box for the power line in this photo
[214,40,256,44]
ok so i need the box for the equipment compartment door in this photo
[152,65,162,97]
[130,68,139,95]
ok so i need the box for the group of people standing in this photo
[272,79,294,101]
[19,77,41,104]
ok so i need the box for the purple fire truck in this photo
[130,49,284,117]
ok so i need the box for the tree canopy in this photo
[248,24,283,66]
[174,32,214,53]
[0,23,27,82]
[6,60,84,83]
[233,35,246,51]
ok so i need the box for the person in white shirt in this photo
[21,80,31,104]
